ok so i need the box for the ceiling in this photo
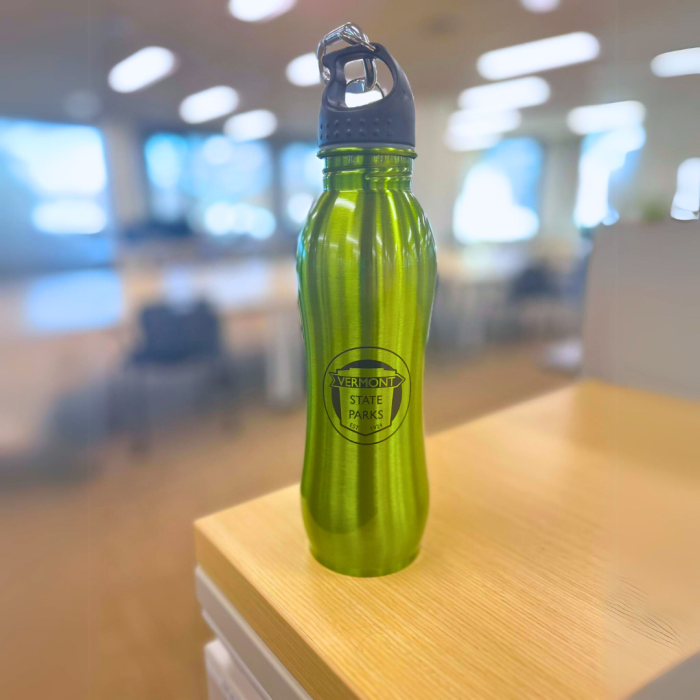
[1,0,700,142]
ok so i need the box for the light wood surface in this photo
[1,341,569,700]
[195,381,700,700]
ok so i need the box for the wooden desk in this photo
[195,381,700,699]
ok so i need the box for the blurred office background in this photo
[1,0,700,698]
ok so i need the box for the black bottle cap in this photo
[318,43,415,150]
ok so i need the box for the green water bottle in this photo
[297,28,436,577]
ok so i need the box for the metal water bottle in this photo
[297,26,436,577]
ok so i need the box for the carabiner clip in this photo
[317,22,377,92]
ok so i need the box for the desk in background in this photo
[195,381,700,699]
[0,250,533,423]
[1,258,302,408]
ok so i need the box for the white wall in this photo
[411,98,463,248]
[534,138,584,269]
[100,120,149,230]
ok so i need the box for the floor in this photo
[0,341,571,700]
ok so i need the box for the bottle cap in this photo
[318,43,415,150]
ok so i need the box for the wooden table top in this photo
[195,381,700,699]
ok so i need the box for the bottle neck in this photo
[319,146,416,192]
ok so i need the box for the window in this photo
[453,137,544,243]
[280,142,324,229]
[144,132,275,239]
[671,158,700,220]
[573,126,645,229]
[0,118,109,235]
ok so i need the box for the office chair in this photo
[122,300,234,452]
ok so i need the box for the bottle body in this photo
[297,148,436,577]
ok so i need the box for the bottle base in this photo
[310,548,419,578]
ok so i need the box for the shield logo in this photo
[330,363,405,436]
[323,347,411,445]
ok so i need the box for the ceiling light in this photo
[108,47,178,93]
[445,110,519,151]
[521,0,560,12]
[286,53,320,86]
[444,133,503,152]
[447,109,521,138]
[179,86,239,124]
[224,110,277,142]
[228,0,296,22]
[477,32,600,80]
[651,48,700,77]
[567,101,645,135]
[458,77,550,111]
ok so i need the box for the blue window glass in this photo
[574,126,645,229]
[671,158,700,221]
[280,143,324,228]
[144,133,275,239]
[0,118,109,236]
[453,137,544,243]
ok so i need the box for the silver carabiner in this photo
[345,76,386,98]
[317,22,377,92]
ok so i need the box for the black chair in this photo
[508,261,559,304]
[500,261,564,338]
[122,300,233,452]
